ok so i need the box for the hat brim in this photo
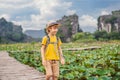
[46,23,60,30]
[45,22,61,33]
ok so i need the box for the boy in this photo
[41,21,65,80]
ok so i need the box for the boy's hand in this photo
[60,58,65,65]
[42,60,46,66]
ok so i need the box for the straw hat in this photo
[46,21,61,33]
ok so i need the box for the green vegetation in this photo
[0,18,34,44]
[105,16,117,24]
[94,31,120,41]
[72,32,95,43]
[104,16,118,32]
[0,41,120,80]
[72,31,120,42]
[60,45,120,80]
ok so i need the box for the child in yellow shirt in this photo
[41,21,65,80]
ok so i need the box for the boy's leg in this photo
[46,75,52,80]
[53,76,58,80]
[44,60,53,80]
[52,61,59,80]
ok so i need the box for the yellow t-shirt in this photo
[41,35,62,60]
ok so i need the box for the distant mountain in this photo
[98,10,120,33]
[57,14,82,42]
[24,30,45,38]
[24,14,82,42]
[0,17,34,43]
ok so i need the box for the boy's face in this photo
[49,25,58,35]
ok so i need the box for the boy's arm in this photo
[41,45,46,66]
[59,47,64,59]
[58,46,65,65]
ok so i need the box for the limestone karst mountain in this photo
[98,10,120,33]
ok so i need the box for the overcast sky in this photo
[0,0,120,32]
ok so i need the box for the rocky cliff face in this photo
[57,14,82,42]
[0,18,22,37]
[0,18,33,43]
[98,10,120,33]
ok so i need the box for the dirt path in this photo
[0,51,45,80]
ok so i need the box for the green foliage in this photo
[97,16,101,27]
[0,18,31,43]
[108,32,120,40]
[93,30,108,41]
[94,30,120,41]
[105,16,117,24]
[0,42,120,80]
[8,44,120,80]
[44,28,47,35]
[72,32,95,42]
[11,33,24,41]
[104,16,118,32]
[57,30,64,37]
